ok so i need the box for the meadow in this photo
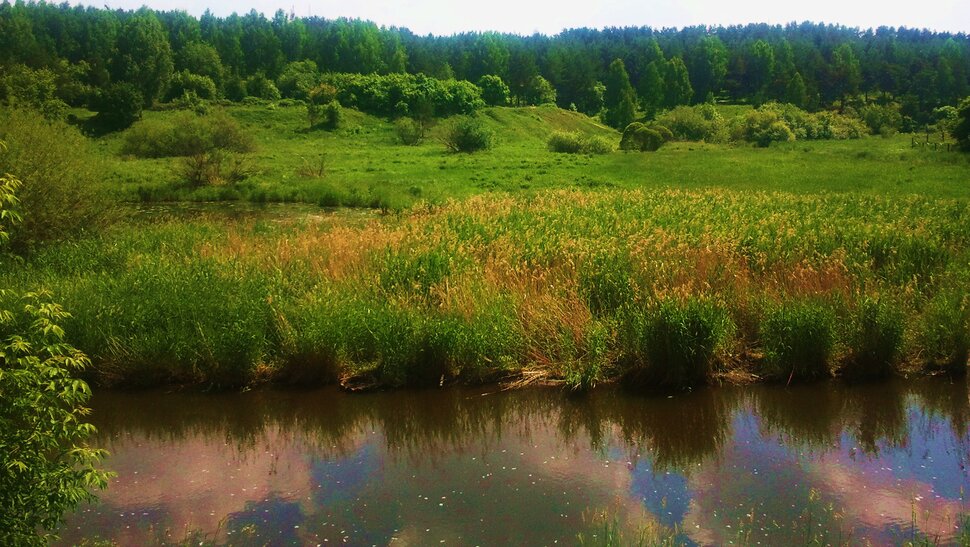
[3,103,969,390]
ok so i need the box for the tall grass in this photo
[3,187,968,388]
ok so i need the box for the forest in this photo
[1,2,969,129]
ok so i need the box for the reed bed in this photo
[5,188,968,389]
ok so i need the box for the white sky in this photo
[93,0,970,35]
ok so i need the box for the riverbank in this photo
[3,188,967,390]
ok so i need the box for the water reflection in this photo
[59,379,970,545]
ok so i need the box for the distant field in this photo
[99,104,970,207]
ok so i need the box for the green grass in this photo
[96,104,970,208]
[2,103,967,388]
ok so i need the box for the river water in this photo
[59,379,970,545]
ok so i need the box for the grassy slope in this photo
[103,104,970,206]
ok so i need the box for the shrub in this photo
[547,131,584,153]
[622,298,732,387]
[245,73,281,101]
[165,70,217,102]
[0,289,110,545]
[121,110,254,158]
[0,109,110,251]
[276,60,321,100]
[179,149,253,187]
[89,82,143,130]
[842,298,904,380]
[395,117,427,145]
[859,102,903,135]
[733,108,796,147]
[442,116,493,152]
[812,111,868,140]
[619,122,664,151]
[307,99,342,130]
[319,72,485,118]
[955,96,970,152]
[760,301,836,381]
[0,64,69,121]
[655,104,726,142]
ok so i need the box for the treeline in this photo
[1,2,969,124]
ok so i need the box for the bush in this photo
[164,70,217,102]
[0,64,69,121]
[760,301,836,381]
[619,122,665,151]
[859,102,903,135]
[733,107,796,147]
[623,298,732,387]
[955,96,970,152]
[0,109,110,251]
[307,99,342,130]
[442,116,493,152]
[121,110,255,158]
[842,298,904,380]
[245,73,281,101]
[0,289,110,545]
[276,60,321,100]
[89,82,143,130]
[655,104,726,142]
[319,72,485,118]
[395,117,427,145]
[179,149,253,187]
[548,130,615,154]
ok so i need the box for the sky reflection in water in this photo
[59,379,970,545]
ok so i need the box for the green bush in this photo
[179,149,253,187]
[0,289,110,545]
[655,104,726,142]
[395,117,427,145]
[121,110,255,158]
[276,60,321,100]
[619,122,664,151]
[733,107,796,147]
[165,70,217,101]
[859,102,903,135]
[89,82,143,130]
[320,72,485,118]
[478,75,510,106]
[0,109,110,251]
[842,298,904,380]
[760,301,836,381]
[954,96,970,152]
[547,131,584,153]
[442,116,493,153]
[623,298,732,387]
[245,73,281,101]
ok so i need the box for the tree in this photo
[785,72,809,109]
[664,57,693,108]
[745,39,775,104]
[111,12,174,106]
[831,43,861,110]
[177,41,224,91]
[0,161,110,545]
[90,82,143,130]
[478,75,510,106]
[954,96,970,152]
[638,61,664,118]
[688,36,727,103]
[603,59,637,129]
[523,75,556,106]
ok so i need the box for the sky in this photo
[92,0,970,36]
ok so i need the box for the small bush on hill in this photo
[619,122,665,151]
[478,75,510,106]
[320,72,485,118]
[165,70,217,102]
[180,149,253,187]
[655,104,727,142]
[859,102,903,136]
[395,117,427,145]
[733,108,796,147]
[245,73,281,101]
[89,82,143,130]
[548,131,615,154]
[121,110,254,158]
[307,100,342,130]
[442,116,493,152]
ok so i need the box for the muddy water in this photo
[59,379,970,545]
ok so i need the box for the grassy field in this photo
[100,103,970,206]
[3,104,969,389]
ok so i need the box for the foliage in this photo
[276,60,320,100]
[733,107,796,147]
[307,99,342,130]
[90,82,143,130]
[955,97,970,152]
[655,104,726,142]
[918,289,969,374]
[121,110,254,158]
[179,149,253,187]
[395,117,428,145]
[0,109,109,251]
[442,115,494,152]
[164,70,217,102]
[602,59,637,130]
[0,289,110,545]
[859,102,902,136]
[0,64,69,120]
[478,75,510,106]
[245,73,281,101]
[523,75,557,106]
[547,131,614,154]
[111,12,174,107]
[619,122,665,151]
[320,72,484,118]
